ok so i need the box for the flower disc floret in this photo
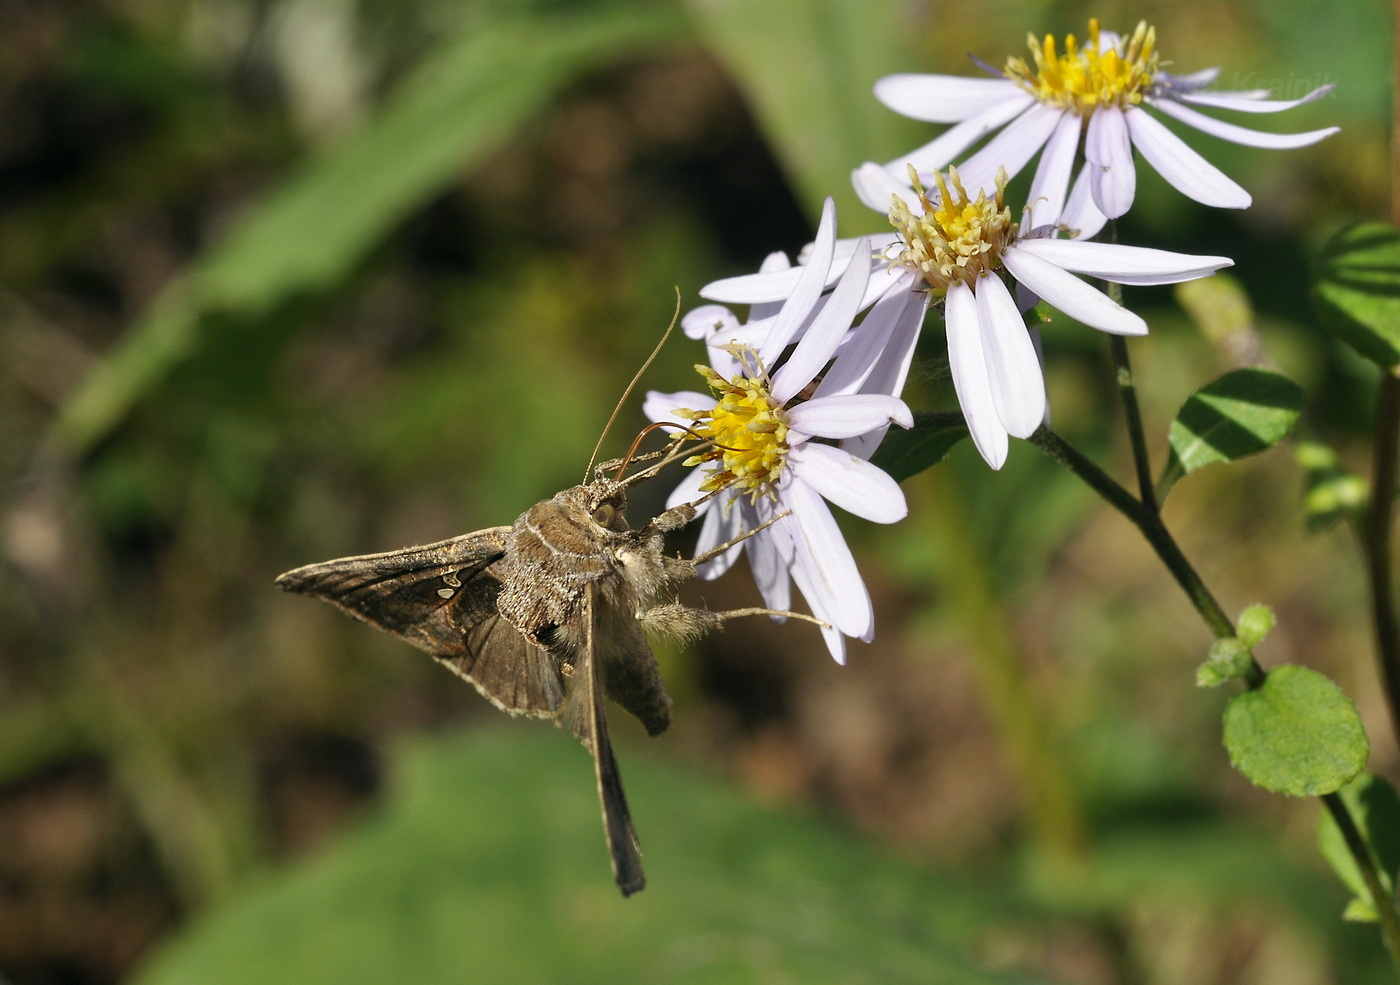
[1005,18,1158,116]
[681,363,789,497]
[889,166,1016,295]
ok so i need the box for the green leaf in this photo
[1296,441,1367,532]
[682,0,922,223]
[1157,368,1305,500]
[1222,665,1369,796]
[1174,273,1259,358]
[1318,772,1400,922]
[1313,222,1400,370]
[871,412,968,482]
[132,731,1047,985]
[47,5,686,457]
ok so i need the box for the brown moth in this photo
[276,460,799,896]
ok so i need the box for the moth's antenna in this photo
[584,288,683,484]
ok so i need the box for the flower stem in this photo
[1364,368,1400,750]
[1322,790,1400,971]
[1101,222,1158,513]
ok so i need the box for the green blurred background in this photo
[0,0,1392,981]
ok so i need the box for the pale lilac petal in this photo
[840,295,926,460]
[772,239,871,403]
[784,478,873,638]
[1166,67,1222,89]
[853,162,918,213]
[759,198,839,360]
[1152,97,1338,148]
[955,102,1065,197]
[1124,107,1250,209]
[974,273,1046,439]
[664,463,709,510]
[1002,245,1147,336]
[1025,110,1082,230]
[694,496,743,579]
[1059,163,1110,239]
[1030,328,1050,428]
[788,394,913,439]
[746,499,792,614]
[682,305,738,341]
[786,560,849,661]
[817,272,920,398]
[643,389,709,427]
[874,74,1024,122]
[1085,106,1136,218]
[1012,238,1233,286]
[752,252,793,321]
[881,93,1036,175]
[945,281,1009,469]
[1179,84,1333,113]
[787,443,907,523]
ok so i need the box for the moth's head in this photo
[556,480,630,533]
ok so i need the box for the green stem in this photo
[1322,790,1400,970]
[1107,321,1159,514]
[1364,368,1400,750]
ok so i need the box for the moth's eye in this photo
[591,503,617,527]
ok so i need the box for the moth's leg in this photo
[689,508,791,566]
[636,501,697,537]
[639,601,830,641]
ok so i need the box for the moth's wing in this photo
[596,619,672,738]
[276,529,564,718]
[574,583,646,896]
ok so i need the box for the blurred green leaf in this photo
[1197,638,1254,689]
[1157,368,1304,500]
[682,0,921,224]
[1318,773,1400,922]
[1222,666,1368,797]
[1296,441,1367,532]
[871,412,967,482]
[132,730,1050,985]
[1174,274,1262,362]
[47,4,687,458]
[1313,222,1400,370]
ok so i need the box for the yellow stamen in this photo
[888,165,1016,295]
[676,350,789,499]
[1004,19,1158,116]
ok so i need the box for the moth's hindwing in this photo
[276,527,564,718]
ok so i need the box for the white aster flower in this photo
[857,18,1338,229]
[644,238,913,664]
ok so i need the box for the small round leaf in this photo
[870,411,968,482]
[1223,665,1368,796]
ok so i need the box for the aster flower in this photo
[706,166,1233,470]
[857,19,1338,228]
[644,237,912,664]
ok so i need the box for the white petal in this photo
[1059,163,1110,239]
[744,499,792,613]
[681,304,738,341]
[643,389,709,426]
[853,162,918,213]
[839,294,926,460]
[759,199,839,360]
[974,274,1046,439]
[1124,107,1250,209]
[873,74,1024,123]
[1085,106,1136,218]
[784,478,873,638]
[817,272,920,398]
[664,464,709,510]
[955,102,1065,197]
[752,252,793,320]
[945,281,1009,469]
[788,443,907,523]
[1179,84,1333,113]
[881,93,1037,175]
[1024,110,1081,230]
[788,394,913,439]
[1152,97,1339,149]
[694,497,743,579]
[772,239,871,404]
[1012,238,1233,285]
[1030,327,1050,428]
[1167,67,1222,88]
[786,560,849,661]
[1001,245,1147,336]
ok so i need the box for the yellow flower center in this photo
[676,354,788,498]
[1004,19,1159,116]
[889,166,1016,295]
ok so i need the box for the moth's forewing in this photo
[275,528,564,718]
[577,582,646,896]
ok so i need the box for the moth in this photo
[276,454,807,896]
